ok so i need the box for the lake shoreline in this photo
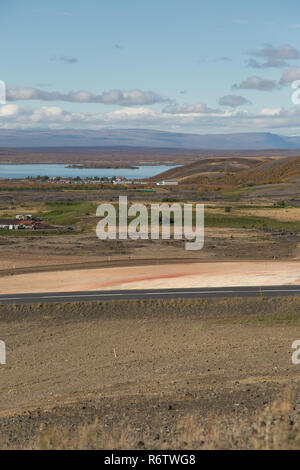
[0,163,178,179]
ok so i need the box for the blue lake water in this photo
[0,164,174,179]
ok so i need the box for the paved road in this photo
[0,285,300,304]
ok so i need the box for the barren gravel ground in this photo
[1,298,300,449]
[0,225,297,271]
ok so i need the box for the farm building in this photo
[156,180,178,186]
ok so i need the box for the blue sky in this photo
[1,0,300,134]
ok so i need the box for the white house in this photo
[156,180,178,186]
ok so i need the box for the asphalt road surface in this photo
[0,285,300,304]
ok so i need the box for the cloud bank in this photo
[6,87,168,106]
[1,103,300,135]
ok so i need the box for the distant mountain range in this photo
[1,129,300,149]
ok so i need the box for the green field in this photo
[204,212,300,231]
[36,201,98,226]
[0,201,299,234]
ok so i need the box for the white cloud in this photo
[0,104,20,117]
[104,107,156,121]
[162,103,221,114]
[246,44,300,69]
[280,68,300,85]
[232,76,278,91]
[218,95,251,107]
[258,108,281,116]
[247,58,287,69]
[254,44,300,60]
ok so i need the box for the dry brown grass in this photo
[1,296,300,325]
[4,390,299,450]
[236,206,300,222]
